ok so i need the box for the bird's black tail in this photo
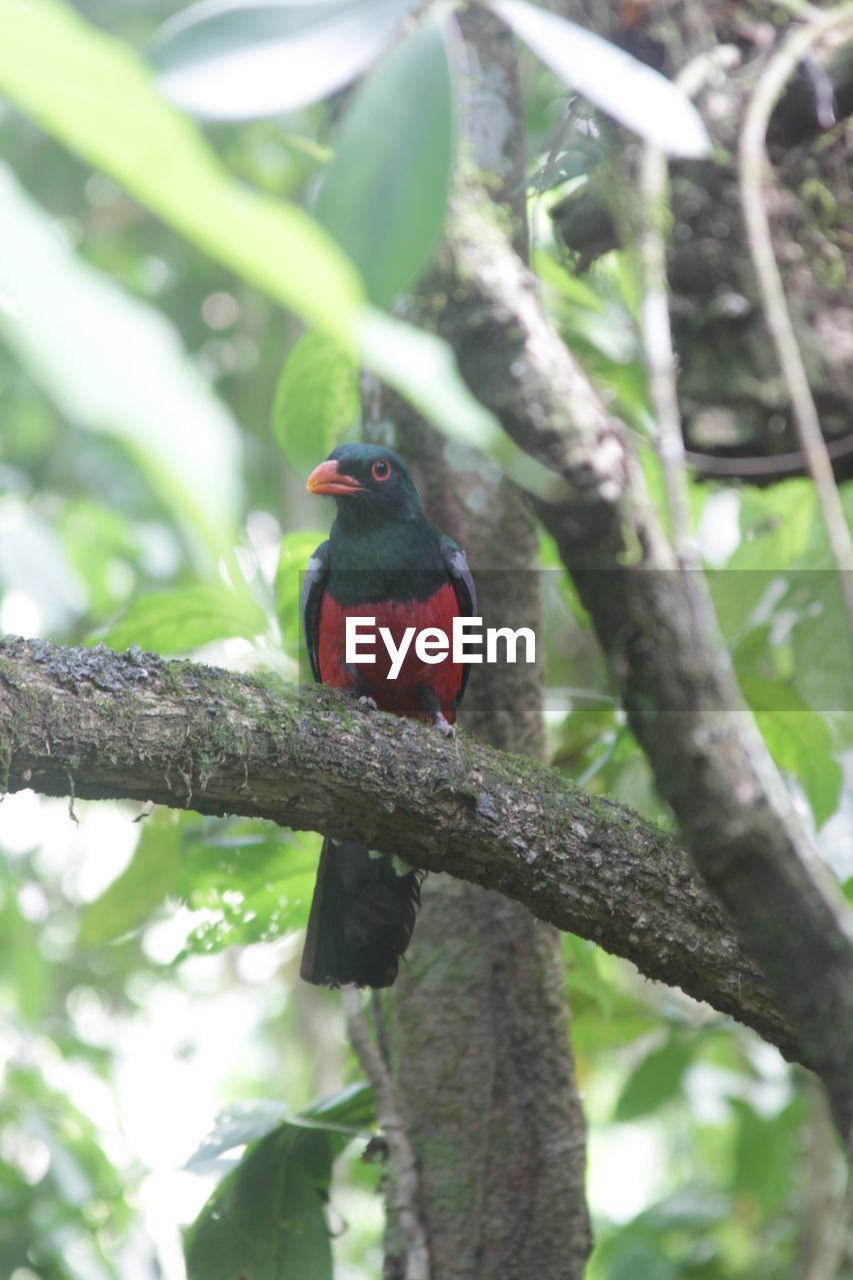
[299,838,422,988]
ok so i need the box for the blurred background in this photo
[1,1,852,1278]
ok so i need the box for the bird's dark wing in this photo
[439,533,477,706]
[300,539,329,684]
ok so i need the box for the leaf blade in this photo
[0,0,539,495]
[0,0,365,340]
[488,0,711,159]
[97,584,269,655]
[154,0,418,120]
[315,10,455,306]
[0,164,243,566]
[744,677,843,828]
[185,1127,334,1280]
[272,331,359,473]
[79,810,186,946]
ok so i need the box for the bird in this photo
[299,442,476,988]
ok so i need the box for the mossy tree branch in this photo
[1,632,796,1063]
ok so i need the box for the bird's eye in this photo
[371,458,391,482]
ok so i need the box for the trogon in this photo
[299,443,476,988]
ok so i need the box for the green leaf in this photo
[98,583,269,655]
[729,1096,806,1218]
[613,1034,693,1121]
[154,0,417,121]
[0,0,548,494]
[3,1065,131,1254]
[731,481,817,570]
[184,1083,374,1279]
[272,331,359,473]
[537,251,640,365]
[315,10,454,307]
[0,0,365,341]
[487,0,711,159]
[604,1242,677,1280]
[743,677,843,828]
[636,1187,731,1232]
[179,818,320,953]
[530,139,601,192]
[82,814,322,952]
[185,1126,335,1280]
[180,830,320,956]
[0,164,243,565]
[79,809,187,945]
[185,1101,289,1175]
[58,500,140,620]
[563,937,660,1052]
[0,862,50,1024]
[790,570,853,715]
[300,1080,376,1133]
[186,1083,375,1175]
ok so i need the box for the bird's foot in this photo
[344,664,377,709]
[433,712,456,739]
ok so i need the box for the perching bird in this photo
[299,443,476,988]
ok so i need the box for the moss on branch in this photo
[0,633,796,1063]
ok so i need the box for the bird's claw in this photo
[433,712,456,739]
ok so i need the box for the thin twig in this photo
[341,989,430,1280]
[684,428,853,478]
[797,1078,852,1280]
[639,46,740,570]
[640,143,696,567]
[740,6,853,634]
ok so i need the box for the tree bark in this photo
[364,13,591,1276]
[368,447,593,1280]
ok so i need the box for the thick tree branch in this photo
[0,633,795,1060]
[428,187,853,1146]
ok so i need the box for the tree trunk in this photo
[368,12,591,1277]
[375,424,590,1279]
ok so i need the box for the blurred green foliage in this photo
[184,1083,376,1280]
[0,2,850,1279]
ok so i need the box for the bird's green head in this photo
[306,444,423,527]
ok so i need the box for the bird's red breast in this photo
[317,581,464,721]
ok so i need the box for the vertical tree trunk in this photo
[366,12,591,1278]
[376,422,590,1280]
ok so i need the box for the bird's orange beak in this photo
[306,459,364,497]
